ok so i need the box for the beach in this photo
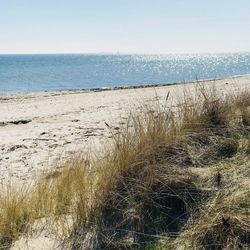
[0,75,249,184]
[2,1,250,248]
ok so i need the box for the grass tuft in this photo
[0,185,35,247]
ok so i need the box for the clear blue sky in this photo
[1,0,250,54]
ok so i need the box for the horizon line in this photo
[1,50,250,56]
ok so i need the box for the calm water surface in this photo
[0,53,250,93]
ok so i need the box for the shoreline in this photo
[0,75,249,184]
[0,73,250,99]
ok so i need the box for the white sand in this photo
[0,76,249,184]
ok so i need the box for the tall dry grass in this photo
[0,85,249,249]
[0,185,35,247]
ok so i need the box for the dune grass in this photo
[0,185,34,248]
[0,84,249,249]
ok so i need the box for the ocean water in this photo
[0,53,250,93]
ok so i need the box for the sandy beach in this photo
[0,76,249,184]
[2,1,250,248]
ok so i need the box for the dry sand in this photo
[0,76,249,185]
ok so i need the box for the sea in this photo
[0,53,250,93]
